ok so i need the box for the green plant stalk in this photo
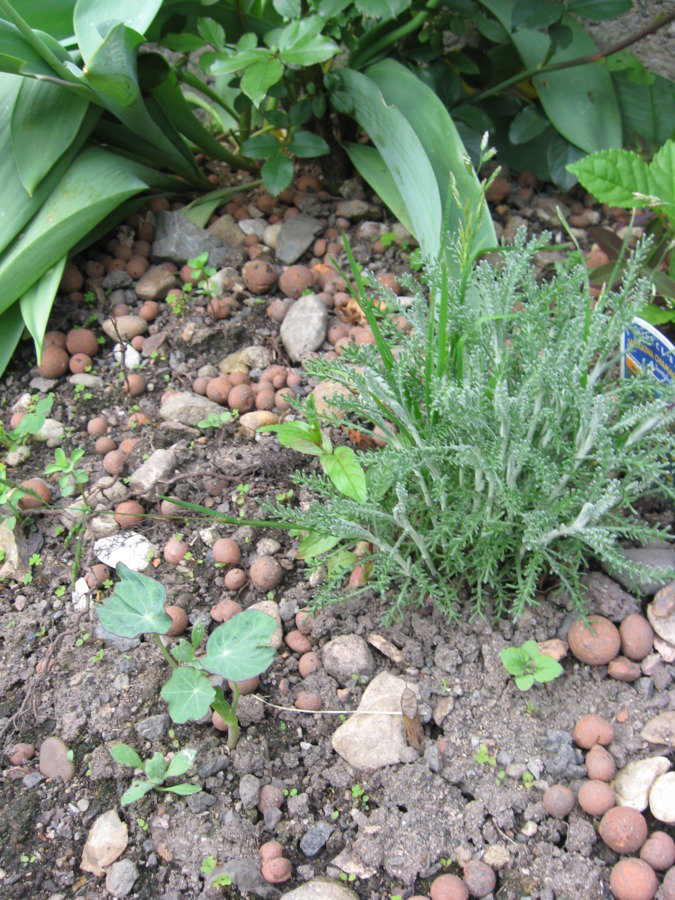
[0,0,79,83]
[154,633,178,669]
[350,0,442,69]
[212,683,240,750]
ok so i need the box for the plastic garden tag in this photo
[622,317,674,384]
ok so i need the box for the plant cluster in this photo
[500,640,563,690]
[109,744,201,806]
[97,564,277,748]
[249,214,675,621]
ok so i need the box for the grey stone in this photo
[239,773,261,809]
[300,821,334,857]
[287,791,310,818]
[102,270,133,290]
[29,376,57,392]
[68,372,105,389]
[134,714,170,741]
[208,857,280,898]
[424,744,443,773]
[39,736,75,782]
[3,445,30,467]
[94,623,140,652]
[583,571,640,621]
[128,449,176,495]
[276,215,323,265]
[641,711,675,746]
[647,582,675,645]
[94,532,155,572]
[105,859,138,897]
[35,418,65,447]
[606,544,675,594]
[281,877,359,899]
[141,332,167,358]
[280,295,328,362]
[238,218,267,238]
[186,791,216,814]
[264,807,283,829]
[540,730,585,780]
[22,772,44,788]
[102,315,148,343]
[159,391,224,428]
[152,211,245,268]
[321,635,375,685]
[208,214,246,247]
[335,200,377,220]
[135,265,177,301]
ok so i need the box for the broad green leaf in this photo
[509,106,549,145]
[339,67,442,257]
[109,743,143,769]
[19,257,67,363]
[533,655,564,682]
[318,0,351,15]
[261,153,294,195]
[208,49,268,76]
[171,639,196,664]
[612,66,675,151]
[288,130,329,158]
[203,609,277,682]
[320,446,367,502]
[0,19,65,77]
[162,32,205,52]
[11,79,89,195]
[567,148,653,208]
[276,17,338,66]
[567,0,631,18]
[298,532,340,560]
[96,562,171,637]
[164,748,197,779]
[191,622,206,650]
[327,548,356,577]
[512,0,563,30]
[10,1,77,41]
[515,673,534,690]
[522,640,540,659]
[160,783,202,795]
[121,779,154,805]
[161,667,216,724]
[343,143,416,237]
[650,139,674,216]
[547,132,584,190]
[144,751,168,782]
[273,0,301,16]
[355,0,411,17]
[197,17,225,50]
[365,60,495,253]
[241,133,280,158]
[258,421,324,455]
[499,647,528,675]
[241,56,283,106]
[74,0,163,63]
[477,0,621,153]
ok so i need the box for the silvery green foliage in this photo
[263,229,674,620]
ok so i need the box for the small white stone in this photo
[649,770,675,823]
[94,532,155,572]
[113,342,142,370]
[613,756,671,810]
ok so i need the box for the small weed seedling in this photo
[45,447,89,499]
[522,771,535,789]
[110,744,202,805]
[97,565,277,748]
[474,744,496,767]
[339,873,357,884]
[200,855,232,886]
[500,641,563,691]
[351,783,369,811]
[183,252,217,299]
[197,411,235,430]
[0,395,53,453]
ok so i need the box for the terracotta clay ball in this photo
[95,436,116,456]
[164,539,188,565]
[139,300,160,322]
[578,780,615,817]
[585,744,616,782]
[124,373,146,397]
[164,605,188,637]
[87,417,108,437]
[210,599,242,623]
[279,265,315,299]
[114,500,144,528]
[39,347,69,378]
[619,614,654,661]
[207,297,233,320]
[206,375,231,405]
[462,860,496,898]
[119,437,138,456]
[112,302,131,317]
[213,537,241,567]
[261,857,291,884]
[126,255,149,280]
[44,331,67,350]
[275,389,291,411]
[543,784,576,819]
[608,656,641,682]
[85,563,110,590]
[69,352,92,374]
[228,383,254,413]
[298,652,319,677]
[84,259,105,279]
[229,371,249,387]
[18,478,51,509]
[60,263,83,293]
[430,873,469,900]
[259,841,283,862]
[243,259,277,294]
[573,713,615,749]
[609,858,658,900]
[599,806,648,854]
[224,568,247,591]
[249,556,282,591]
[160,499,184,519]
[294,691,322,711]
[256,390,275,411]
[258,784,284,812]
[567,615,621,665]
[640,832,675,871]
[229,675,259,696]
[66,328,98,358]
[9,412,24,429]
[192,377,209,396]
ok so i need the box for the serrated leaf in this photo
[97,563,171,638]
[650,139,674,216]
[567,148,654,208]
[121,779,155,805]
[261,153,294,195]
[499,647,528,675]
[159,783,203,795]
[277,17,339,66]
[109,743,143,769]
[203,609,277,682]
[241,56,283,107]
[161,667,216,724]
[515,673,534,690]
[320,446,367,502]
[288,130,330,158]
[208,49,267,76]
[522,640,540,659]
[164,748,197,779]
[144,752,168,783]
[533,655,564,682]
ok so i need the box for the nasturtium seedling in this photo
[500,640,564,691]
[110,744,202,805]
[97,565,277,747]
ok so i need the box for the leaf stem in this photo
[154,633,177,669]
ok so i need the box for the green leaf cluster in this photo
[109,744,202,806]
[500,640,563,690]
[44,446,89,498]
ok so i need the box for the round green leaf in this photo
[109,743,143,769]
[97,563,172,638]
[320,446,367,502]
[261,153,294,195]
[515,673,534,690]
[203,609,277,682]
[533,655,564,683]
[289,130,330,158]
[160,667,216,724]
[241,133,281,159]
[241,56,283,107]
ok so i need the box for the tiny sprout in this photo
[500,641,563,691]
[474,744,496,767]
[522,771,535,788]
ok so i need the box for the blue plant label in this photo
[622,317,674,384]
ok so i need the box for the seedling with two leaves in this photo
[45,447,89,498]
[500,641,564,691]
[109,744,202,806]
[97,564,277,748]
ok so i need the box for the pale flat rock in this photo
[102,315,148,342]
[649,771,675,823]
[280,295,328,362]
[612,756,670,810]
[331,671,418,771]
[94,532,154,572]
[654,636,675,662]
[0,521,29,581]
[281,876,359,898]
[39,736,75,782]
[81,810,128,876]
[248,599,283,649]
[641,712,675,747]
[128,448,176,495]
[276,215,323,265]
[159,392,224,427]
[647,582,675,645]
[311,379,351,417]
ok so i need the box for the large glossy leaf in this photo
[343,143,416,237]
[0,19,62,75]
[10,1,77,40]
[74,0,163,63]
[477,0,621,153]
[365,60,495,252]
[203,609,277,682]
[19,257,67,363]
[160,667,216,723]
[97,563,172,637]
[11,79,89,194]
[612,69,675,151]
[276,17,339,66]
[339,68,442,256]
[0,146,152,315]
[0,304,26,378]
